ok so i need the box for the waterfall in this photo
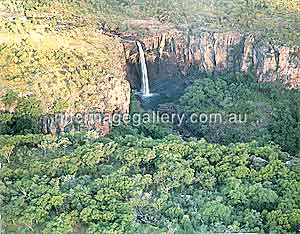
[136,41,150,96]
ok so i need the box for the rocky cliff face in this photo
[125,29,300,89]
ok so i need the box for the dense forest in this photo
[1,132,300,234]
[1,0,300,234]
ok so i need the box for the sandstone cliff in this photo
[125,27,300,89]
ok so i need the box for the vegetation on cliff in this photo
[0,0,130,132]
[87,0,300,45]
[3,0,300,44]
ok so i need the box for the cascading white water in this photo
[136,41,150,97]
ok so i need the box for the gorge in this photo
[2,22,300,134]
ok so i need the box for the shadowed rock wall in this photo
[124,30,300,89]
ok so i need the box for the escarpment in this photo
[125,28,300,89]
